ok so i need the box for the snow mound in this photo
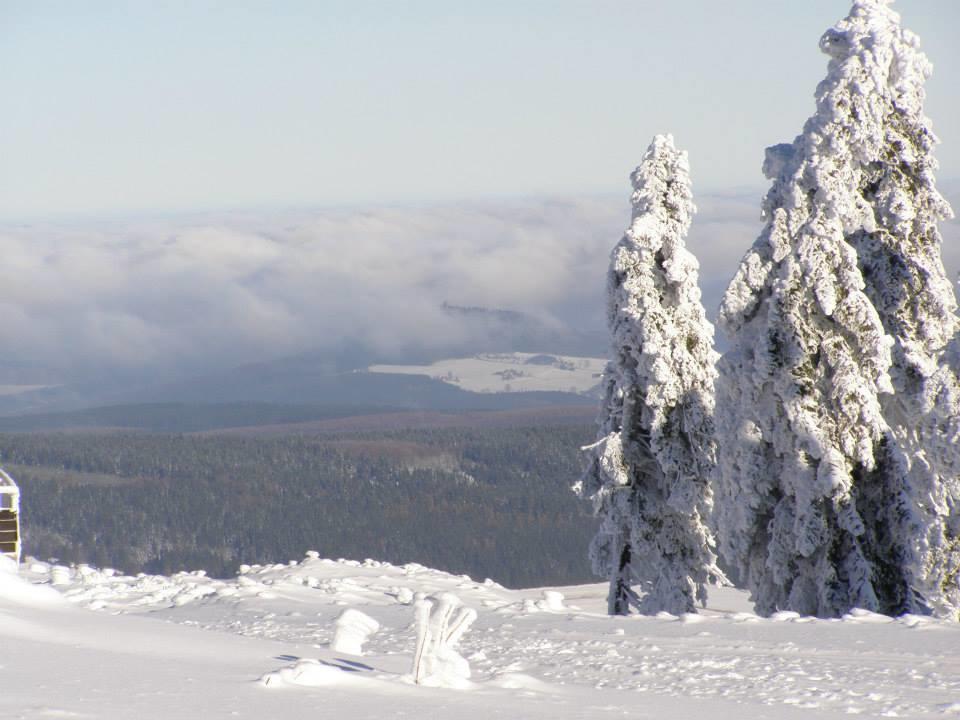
[843,608,895,624]
[537,590,566,611]
[0,557,63,607]
[260,658,363,689]
[331,608,380,655]
[487,672,556,693]
[18,554,511,616]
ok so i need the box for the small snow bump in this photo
[260,659,352,689]
[488,672,554,693]
[537,590,566,612]
[843,609,893,624]
[50,566,73,586]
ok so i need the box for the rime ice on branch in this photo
[716,0,959,618]
[578,134,723,616]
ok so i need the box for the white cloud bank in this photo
[1,189,956,385]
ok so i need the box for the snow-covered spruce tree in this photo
[578,134,723,616]
[716,0,959,618]
[822,0,960,618]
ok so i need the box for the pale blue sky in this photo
[1,0,958,218]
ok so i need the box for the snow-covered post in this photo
[330,608,380,655]
[716,0,959,618]
[410,593,477,687]
[578,134,723,616]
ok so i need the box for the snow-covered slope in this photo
[3,555,960,719]
[368,352,605,395]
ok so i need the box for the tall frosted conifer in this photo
[717,0,959,618]
[824,0,959,617]
[578,135,722,616]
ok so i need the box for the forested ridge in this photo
[0,426,595,588]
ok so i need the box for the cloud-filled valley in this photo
[1,189,957,387]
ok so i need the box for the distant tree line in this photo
[1,426,596,588]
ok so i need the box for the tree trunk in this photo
[608,540,633,615]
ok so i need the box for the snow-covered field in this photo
[3,555,960,719]
[368,352,605,394]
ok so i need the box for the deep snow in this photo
[2,554,959,719]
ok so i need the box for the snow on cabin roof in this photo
[0,467,17,493]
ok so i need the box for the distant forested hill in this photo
[0,402,597,435]
[1,425,597,588]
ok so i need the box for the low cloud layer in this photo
[1,189,957,385]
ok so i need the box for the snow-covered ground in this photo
[368,352,605,394]
[3,554,960,719]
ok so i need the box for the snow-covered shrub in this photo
[331,608,380,655]
[410,592,477,687]
[716,0,959,618]
[578,134,723,616]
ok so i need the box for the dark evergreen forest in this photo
[0,425,596,588]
